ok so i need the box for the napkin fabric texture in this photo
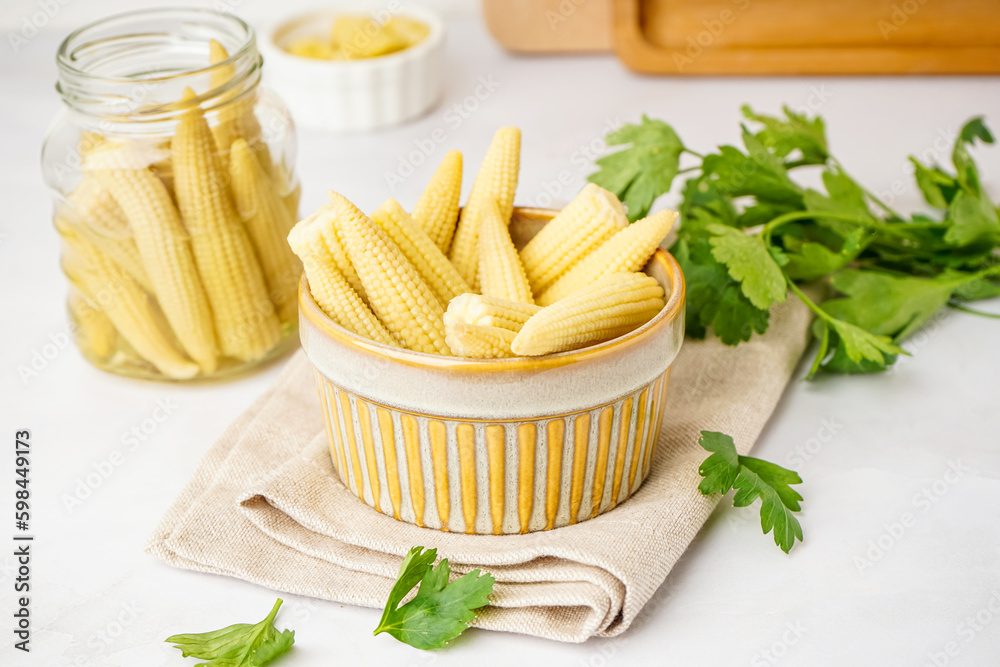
[147,296,812,643]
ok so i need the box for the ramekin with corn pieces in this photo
[295,128,687,534]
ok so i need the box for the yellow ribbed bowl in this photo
[299,208,686,534]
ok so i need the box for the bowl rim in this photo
[263,5,445,71]
[299,206,686,373]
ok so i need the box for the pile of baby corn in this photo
[56,41,300,379]
[291,127,677,358]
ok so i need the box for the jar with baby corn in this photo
[42,8,301,381]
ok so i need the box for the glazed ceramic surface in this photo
[299,208,686,533]
[260,7,445,132]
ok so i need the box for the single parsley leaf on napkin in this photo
[589,115,685,221]
[697,431,804,553]
[374,546,495,650]
[165,598,293,666]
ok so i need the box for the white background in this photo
[2,1,1000,666]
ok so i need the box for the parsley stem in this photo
[829,158,906,220]
[785,277,835,324]
[972,264,1000,281]
[948,302,1000,319]
[805,322,830,380]
[761,210,910,245]
[863,190,906,220]
[683,148,705,159]
[677,166,700,175]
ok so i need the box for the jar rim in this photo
[56,7,255,85]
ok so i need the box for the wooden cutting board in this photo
[482,0,1000,74]
[481,0,615,52]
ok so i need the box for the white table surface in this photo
[3,5,1000,666]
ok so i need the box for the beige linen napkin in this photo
[147,296,812,643]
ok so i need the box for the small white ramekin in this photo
[258,6,445,132]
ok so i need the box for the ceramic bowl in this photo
[299,208,686,534]
[259,7,444,132]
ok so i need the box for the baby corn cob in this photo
[172,88,281,362]
[536,209,676,306]
[519,183,629,294]
[477,198,534,304]
[93,166,218,373]
[371,198,470,307]
[300,203,366,302]
[208,40,271,169]
[445,322,516,358]
[276,168,302,221]
[287,215,398,346]
[512,273,665,356]
[57,219,200,379]
[444,293,540,332]
[411,150,462,252]
[229,139,302,323]
[78,131,104,156]
[332,192,449,355]
[449,127,521,286]
[68,288,117,359]
[63,177,153,293]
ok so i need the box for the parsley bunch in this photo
[590,108,1000,375]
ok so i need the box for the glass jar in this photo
[42,8,301,381]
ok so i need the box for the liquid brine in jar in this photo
[42,8,301,380]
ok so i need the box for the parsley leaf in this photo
[589,116,684,221]
[166,599,294,667]
[824,269,963,339]
[697,431,804,553]
[945,189,1000,246]
[825,318,906,367]
[679,175,739,233]
[708,224,787,310]
[802,167,878,242]
[909,158,959,209]
[782,241,850,282]
[673,238,771,344]
[952,117,994,194]
[702,134,803,204]
[374,546,495,650]
[741,104,829,165]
